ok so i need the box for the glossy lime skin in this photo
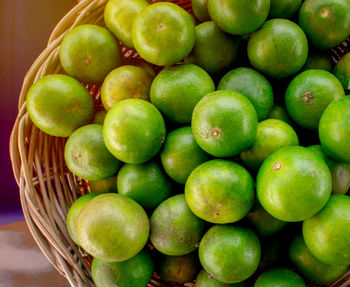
[257,146,332,222]
[101,65,153,111]
[103,99,166,164]
[117,161,172,209]
[218,67,274,121]
[195,269,248,287]
[302,51,333,72]
[306,144,335,168]
[150,64,215,123]
[104,0,149,48]
[192,0,210,22]
[192,90,258,157]
[185,159,254,224]
[268,105,293,125]
[191,21,240,76]
[319,97,350,163]
[303,194,350,265]
[64,125,121,180]
[150,194,205,256]
[132,2,195,66]
[91,249,154,287]
[158,252,199,284]
[289,235,349,285]
[89,175,117,194]
[160,126,210,184]
[246,201,287,237]
[270,0,302,19]
[59,24,120,83]
[93,110,107,125]
[248,19,308,79]
[208,0,270,35]
[298,0,350,49]
[26,74,94,137]
[240,119,299,171]
[254,268,305,287]
[334,52,350,90]
[199,225,261,284]
[66,193,98,245]
[76,193,149,262]
[285,69,345,130]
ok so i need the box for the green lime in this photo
[103,99,166,164]
[218,67,274,121]
[150,64,215,123]
[26,74,94,137]
[285,69,345,130]
[101,65,153,111]
[303,194,350,266]
[160,126,210,184]
[104,0,149,48]
[91,249,154,287]
[132,2,195,66]
[195,269,248,287]
[319,97,350,163]
[240,119,299,171]
[302,50,333,72]
[93,110,107,125]
[150,194,205,256]
[59,24,120,83]
[76,193,149,262]
[191,21,240,76]
[89,175,117,194]
[66,193,99,245]
[268,105,293,125]
[117,161,171,209]
[64,124,121,180]
[185,159,254,224]
[254,268,305,287]
[207,0,270,35]
[270,0,302,19]
[298,0,350,49]
[306,144,335,168]
[192,90,258,157]
[257,146,332,222]
[199,225,261,284]
[192,0,210,22]
[334,52,350,90]
[289,235,349,285]
[248,19,308,79]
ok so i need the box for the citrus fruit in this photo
[302,50,333,72]
[303,194,350,266]
[195,269,248,287]
[76,193,149,262]
[319,96,350,163]
[157,252,199,284]
[64,124,121,180]
[66,193,99,245]
[207,0,270,35]
[185,159,255,224]
[269,0,302,19]
[104,0,149,48]
[248,19,308,79]
[192,90,258,157]
[240,119,299,171]
[190,21,240,75]
[192,0,210,22]
[268,105,293,125]
[132,2,195,66]
[150,194,205,256]
[218,67,274,121]
[150,64,215,123]
[93,110,107,125]
[91,249,154,287]
[199,225,261,284]
[298,0,350,49]
[333,52,350,90]
[59,24,121,83]
[26,74,94,137]
[331,163,350,195]
[289,235,349,285]
[101,65,153,111]
[246,201,287,237]
[160,126,210,184]
[89,175,118,194]
[103,99,166,164]
[285,69,345,130]
[254,268,305,287]
[306,144,335,168]
[117,161,172,209]
[257,146,332,222]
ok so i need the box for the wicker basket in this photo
[9,0,350,286]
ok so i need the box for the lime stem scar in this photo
[84,58,91,65]
[320,8,330,17]
[273,162,282,171]
[303,92,313,103]
[210,127,222,138]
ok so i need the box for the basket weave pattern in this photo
[9,0,350,286]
